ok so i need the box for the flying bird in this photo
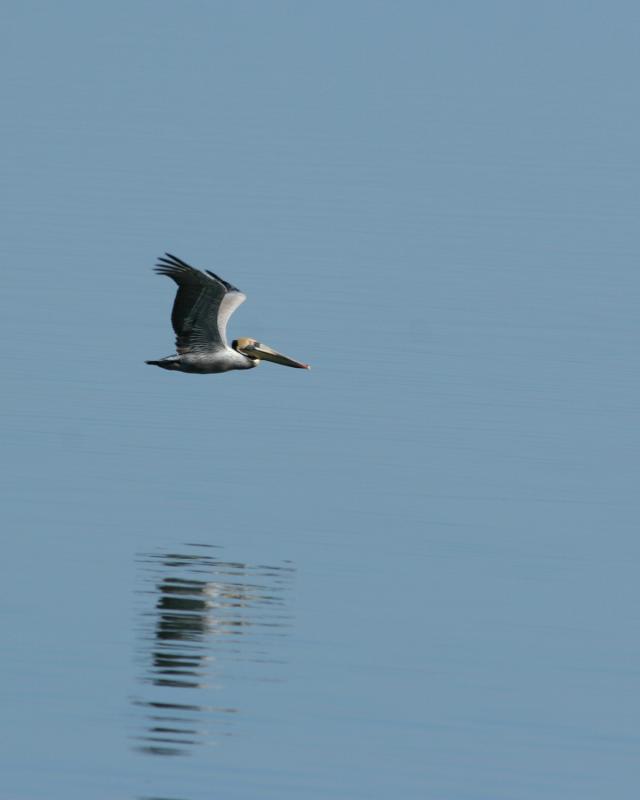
[146,253,310,374]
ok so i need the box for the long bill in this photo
[241,341,310,369]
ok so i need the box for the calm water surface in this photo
[2,3,640,799]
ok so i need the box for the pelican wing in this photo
[154,253,246,353]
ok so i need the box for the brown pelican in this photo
[146,253,310,374]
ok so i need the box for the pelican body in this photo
[146,254,309,374]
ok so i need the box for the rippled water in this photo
[2,3,640,800]
[132,546,294,757]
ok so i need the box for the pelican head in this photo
[233,338,310,369]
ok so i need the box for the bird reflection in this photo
[131,544,294,757]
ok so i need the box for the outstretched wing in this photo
[154,253,246,353]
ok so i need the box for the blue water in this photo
[2,3,640,798]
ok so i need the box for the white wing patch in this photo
[217,291,246,345]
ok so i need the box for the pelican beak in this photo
[241,341,310,369]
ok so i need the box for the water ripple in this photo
[131,543,295,756]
